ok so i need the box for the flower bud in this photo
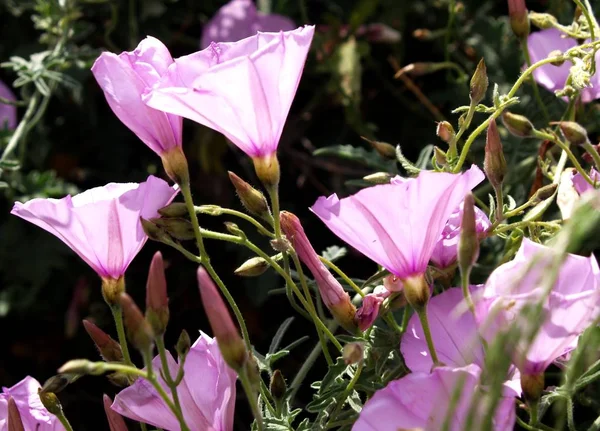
[224,221,245,238]
[158,202,188,218]
[269,370,287,401]
[363,137,396,159]
[176,329,191,359]
[355,294,385,332]
[548,50,565,66]
[484,119,507,188]
[234,256,270,277]
[434,147,448,167]
[38,390,63,417]
[520,372,544,403]
[531,183,558,205]
[145,251,169,336]
[508,0,529,39]
[436,121,455,144]
[103,394,128,431]
[252,153,280,190]
[161,147,189,186]
[363,172,394,184]
[197,267,247,371]
[384,274,403,291]
[83,319,124,362]
[228,171,271,220]
[402,273,430,311]
[529,12,558,29]
[280,211,358,333]
[342,342,365,364]
[140,217,173,244]
[458,193,480,273]
[7,397,24,431]
[58,359,102,375]
[119,293,154,354]
[101,276,125,306]
[556,121,589,146]
[151,217,195,241]
[501,111,535,137]
[41,375,70,394]
[470,59,488,104]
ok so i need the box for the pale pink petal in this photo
[527,28,575,94]
[0,79,17,130]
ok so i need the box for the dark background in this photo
[0,0,580,429]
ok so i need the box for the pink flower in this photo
[92,37,182,156]
[11,176,178,279]
[113,332,236,431]
[572,168,600,195]
[352,364,516,431]
[201,0,295,48]
[527,28,600,102]
[0,376,64,431]
[475,238,600,375]
[431,202,491,269]
[311,166,484,279]
[0,79,17,130]
[144,26,315,159]
[355,286,390,331]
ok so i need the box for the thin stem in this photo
[195,206,274,237]
[534,130,594,184]
[416,307,440,365]
[399,306,411,333]
[494,185,504,223]
[259,380,276,416]
[55,409,74,431]
[521,37,550,124]
[267,186,282,240]
[239,369,264,431]
[529,399,539,426]
[449,103,475,161]
[140,423,148,431]
[460,268,476,316]
[383,313,403,334]
[110,305,133,367]
[320,256,364,297]
[1,92,41,163]
[0,96,26,107]
[155,336,183,417]
[327,361,364,429]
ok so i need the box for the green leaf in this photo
[395,145,421,175]
[269,317,295,354]
[322,245,347,262]
[313,144,393,171]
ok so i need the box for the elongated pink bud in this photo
[145,251,169,335]
[103,395,128,431]
[197,267,247,371]
[280,211,357,333]
[508,0,529,38]
[8,397,24,431]
[120,293,154,353]
[83,319,123,362]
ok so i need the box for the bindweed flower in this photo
[355,286,390,331]
[352,364,516,431]
[144,26,315,182]
[280,211,357,332]
[572,168,600,195]
[92,37,183,158]
[112,332,236,431]
[0,79,17,130]
[11,176,178,302]
[200,0,295,48]
[311,166,484,280]
[527,28,600,102]
[0,377,65,431]
[145,251,169,335]
[475,238,600,375]
[431,202,491,269]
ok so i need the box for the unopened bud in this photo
[140,217,173,244]
[83,319,124,362]
[529,12,558,29]
[7,397,24,431]
[501,111,535,137]
[269,370,287,401]
[342,342,365,364]
[458,193,480,273]
[38,390,63,416]
[434,147,448,167]
[556,121,589,146]
[521,372,544,403]
[470,59,488,104]
[176,329,192,358]
[548,50,565,66]
[197,267,247,371]
[363,172,393,184]
[101,276,125,306]
[252,153,280,190]
[508,0,529,38]
[224,221,245,238]
[363,137,396,159]
[228,171,271,219]
[402,273,430,311]
[280,211,358,333]
[58,359,98,375]
[531,183,558,204]
[41,375,70,394]
[436,121,455,143]
[161,147,190,186]
[158,202,188,218]
[484,119,507,188]
[152,217,195,241]
[120,293,154,353]
[145,251,169,335]
[103,394,128,431]
[234,256,270,277]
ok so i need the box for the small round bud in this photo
[470,59,488,104]
[556,121,589,146]
[501,111,535,137]
[158,202,189,218]
[548,50,565,66]
[252,154,280,190]
[529,12,558,29]
[234,256,270,277]
[363,172,393,184]
[228,171,272,219]
[161,147,189,186]
[434,147,448,167]
[101,277,125,306]
[176,329,192,358]
[363,137,396,159]
[436,121,455,144]
[531,184,558,204]
[342,342,365,365]
[269,370,287,401]
[38,390,63,416]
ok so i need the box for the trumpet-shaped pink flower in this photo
[311,165,484,279]
[475,238,600,375]
[201,0,295,48]
[11,176,178,279]
[112,332,236,431]
[144,26,315,159]
[527,28,600,102]
[431,202,491,269]
[572,168,600,195]
[0,79,17,130]
[0,376,64,431]
[352,364,516,431]
[355,285,390,331]
[92,37,182,156]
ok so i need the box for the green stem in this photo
[521,36,550,124]
[239,368,264,431]
[399,306,411,333]
[449,103,475,161]
[326,361,364,429]
[55,409,74,431]
[110,305,133,367]
[155,336,184,417]
[460,268,475,316]
[383,313,403,334]
[534,130,594,184]
[259,380,276,416]
[494,185,504,223]
[416,307,440,365]
[0,96,26,107]
[195,206,274,237]
[140,423,148,431]
[1,92,41,163]
[267,186,282,240]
